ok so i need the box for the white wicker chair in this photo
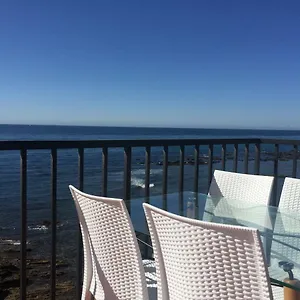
[69,185,156,300]
[278,177,300,211]
[206,170,274,225]
[270,177,300,299]
[143,203,273,300]
[209,170,274,204]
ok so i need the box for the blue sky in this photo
[0,1,300,129]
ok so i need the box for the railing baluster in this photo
[143,146,151,260]
[179,145,185,193]
[179,145,185,215]
[273,144,279,206]
[162,146,168,210]
[208,144,213,191]
[254,143,261,174]
[77,148,84,300]
[20,149,27,300]
[193,145,199,194]
[145,146,151,203]
[233,143,238,172]
[102,147,108,196]
[79,149,84,190]
[292,144,298,178]
[221,144,226,171]
[244,144,249,174]
[124,146,132,213]
[51,149,57,300]
[194,145,199,219]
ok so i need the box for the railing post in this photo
[193,145,199,194]
[254,143,261,174]
[102,147,108,196]
[208,144,213,191]
[20,149,27,300]
[273,144,279,206]
[162,146,168,210]
[78,148,84,191]
[221,144,226,171]
[51,149,57,300]
[194,145,199,219]
[292,144,298,178]
[233,143,238,172]
[244,144,249,174]
[124,146,132,213]
[145,146,151,203]
[179,145,185,215]
[77,148,84,300]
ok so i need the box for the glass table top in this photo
[130,192,300,291]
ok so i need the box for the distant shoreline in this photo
[0,123,300,132]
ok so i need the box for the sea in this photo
[1,124,300,282]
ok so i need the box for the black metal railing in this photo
[1,137,300,299]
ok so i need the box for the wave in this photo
[1,224,62,232]
[0,239,28,246]
[131,177,155,189]
[28,222,65,231]
[131,169,161,189]
[28,225,48,231]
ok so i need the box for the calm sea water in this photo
[1,124,300,280]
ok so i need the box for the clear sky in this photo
[0,1,300,129]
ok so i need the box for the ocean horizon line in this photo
[0,123,300,132]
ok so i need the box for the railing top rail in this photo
[0,138,263,150]
[1,138,300,150]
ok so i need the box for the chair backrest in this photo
[209,170,274,205]
[143,203,273,300]
[69,185,149,300]
[278,177,300,211]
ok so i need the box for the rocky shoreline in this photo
[0,241,75,299]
